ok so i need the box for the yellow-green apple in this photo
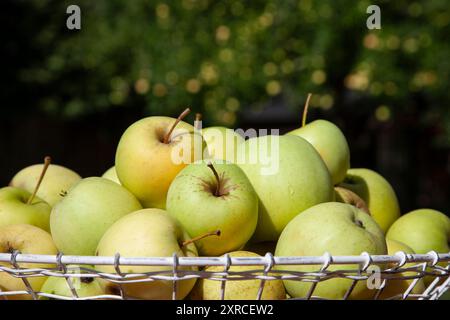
[10,161,81,207]
[0,224,58,300]
[39,265,106,300]
[237,134,333,242]
[387,209,450,287]
[189,251,286,300]
[386,209,450,254]
[377,239,425,299]
[275,202,387,299]
[287,94,350,185]
[101,166,121,185]
[166,161,258,256]
[95,208,198,300]
[1,157,55,231]
[288,119,350,185]
[338,168,401,233]
[0,187,51,231]
[50,177,142,256]
[115,109,205,209]
[202,127,244,163]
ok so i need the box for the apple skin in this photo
[203,127,244,163]
[116,116,205,209]
[377,239,425,300]
[10,164,81,207]
[0,187,51,231]
[288,120,350,185]
[338,168,401,233]
[101,166,121,185]
[386,209,450,254]
[50,177,142,256]
[237,135,333,242]
[166,160,258,256]
[275,202,387,300]
[39,266,106,300]
[189,251,286,300]
[95,208,198,300]
[0,224,58,300]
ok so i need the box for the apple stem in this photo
[301,93,313,127]
[163,108,191,144]
[27,156,51,205]
[194,113,202,131]
[182,230,221,247]
[80,277,94,284]
[207,162,221,196]
[334,186,371,216]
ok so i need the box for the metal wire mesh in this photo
[0,251,449,300]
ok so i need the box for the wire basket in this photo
[0,251,449,300]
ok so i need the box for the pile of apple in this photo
[0,97,449,300]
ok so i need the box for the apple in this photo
[115,108,205,209]
[237,134,333,242]
[39,265,106,300]
[101,166,121,185]
[189,251,286,300]
[287,94,350,185]
[0,224,58,300]
[0,187,51,231]
[386,209,450,254]
[288,119,350,185]
[95,208,198,300]
[377,239,425,300]
[386,209,449,287]
[275,202,387,299]
[338,168,401,233]
[1,157,55,231]
[10,159,81,207]
[50,177,142,256]
[202,126,244,163]
[166,161,258,256]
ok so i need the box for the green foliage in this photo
[7,0,450,144]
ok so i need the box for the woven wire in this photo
[0,251,449,300]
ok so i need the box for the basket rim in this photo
[1,251,449,267]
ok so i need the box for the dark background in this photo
[1,0,449,214]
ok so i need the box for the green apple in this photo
[39,265,106,300]
[275,202,387,299]
[288,120,350,185]
[0,224,58,300]
[202,126,244,163]
[101,166,121,185]
[237,134,333,242]
[10,163,81,207]
[167,161,258,256]
[386,209,450,254]
[338,168,401,233]
[189,251,286,300]
[115,110,205,209]
[0,187,51,231]
[387,209,450,287]
[95,208,198,300]
[440,289,450,300]
[50,177,142,256]
[378,239,425,300]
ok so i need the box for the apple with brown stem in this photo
[95,208,221,299]
[0,156,53,231]
[115,108,206,209]
[167,160,258,256]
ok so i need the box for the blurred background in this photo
[1,0,449,213]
